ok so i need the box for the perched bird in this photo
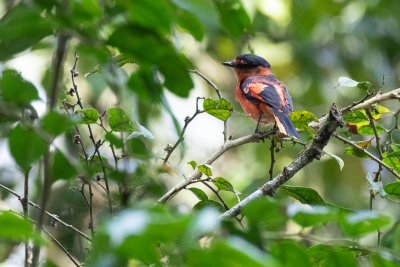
[222,54,299,139]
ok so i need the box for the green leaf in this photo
[193,200,225,212]
[75,108,99,124]
[176,8,204,40]
[358,122,386,135]
[128,66,163,103]
[371,253,399,267]
[52,150,76,181]
[126,137,151,159]
[344,146,369,158]
[288,204,339,227]
[278,186,326,205]
[342,110,369,124]
[107,107,135,132]
[374,105,392,115]
[391,144,400,152]
[9,123,48,172]
[339,210,391,237]
[105,132,123,148]
[244,198,288,231]
[203,98,232,121]
[289,111,318,134]
[187,160,197,169]
[212,177,234,192]
[0,211,41,243]
[107,25,193,97]
[1,69,39,104]
[384,182,400,196]
[41,111,74,136]
[188,237,279,267]
[198,164,213,177]
[307,244,358,267]
[82,155,113,174]
[188,187,208,201]
[0,5,53,61]
[383,153,400,174]
[123,0,173,35]
[324,152,344,171]
[270,240,311,267]
[215,0,252,38]
[357,81,372,90]
[126,122,154,140]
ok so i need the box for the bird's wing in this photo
[241,76,299,138]
[241,77,291,114]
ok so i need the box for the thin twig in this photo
[333,133,400,179]
[269,139,275,181]
[190,69,229,142]
[63,102,95,238]
[163,97,205,164]
[0,182,91,241]
[365,108,383,247]
[9,210,81,267]
[70,52,113,214]
[222,104,344,218]
[23,171,31,267]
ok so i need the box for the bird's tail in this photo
[270,107,299,139]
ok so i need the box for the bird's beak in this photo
[222,61,235,67]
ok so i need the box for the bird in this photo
[222,54,299,139]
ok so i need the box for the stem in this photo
[23,171,31,267]
[269,139,275,181]
[365,108,383,247]
[32,33,69,267]
[163,97,205,164]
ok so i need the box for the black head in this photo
[222,54,271,69]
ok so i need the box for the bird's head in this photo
[222,54,271,80]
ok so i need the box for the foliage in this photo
[0,0,400,266]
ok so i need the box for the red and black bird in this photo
[223,54,299,139]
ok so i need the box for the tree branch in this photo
[158,129,277,203]
[309,88,400,130]
[222,104,344,218]
[190,69,229,142]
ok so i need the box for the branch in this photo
[309,88,400,130]
[333,133,400,179]
[158,129,277,203]
[222,104,344,218]
[349,89,400,111]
